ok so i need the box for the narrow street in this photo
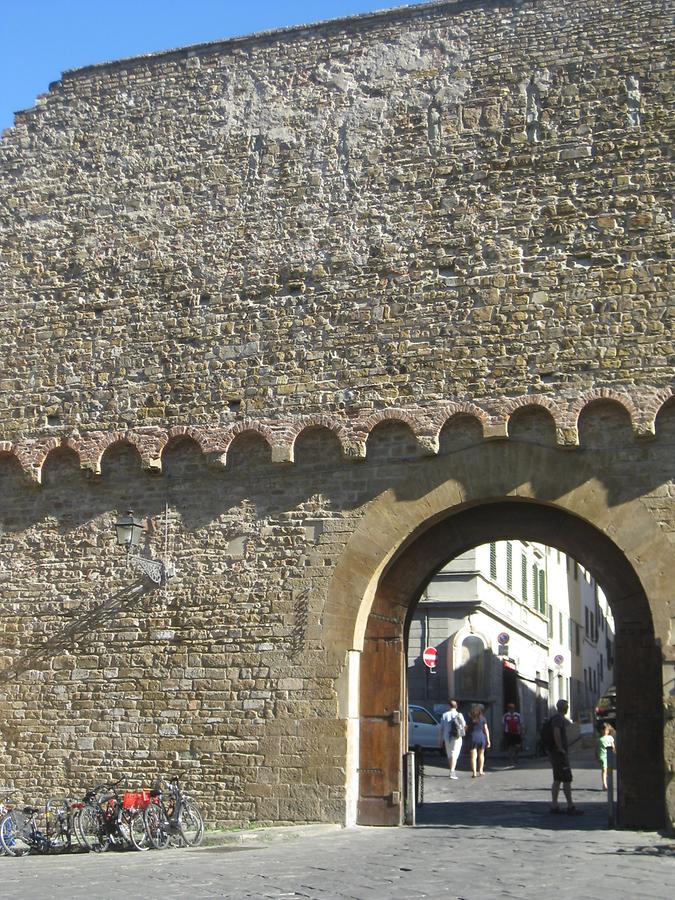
[2,745,673,900]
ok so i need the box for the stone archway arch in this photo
[326,442,671,830]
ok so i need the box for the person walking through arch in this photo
[440,700,466,779]
[468,703,490,777]
[502,702,523,766]
[597,722,616,791]
[547,698,583,815]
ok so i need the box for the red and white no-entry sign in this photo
[422,646,437,669]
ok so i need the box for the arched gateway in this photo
[0,0,673,833]
[326,442,670,829]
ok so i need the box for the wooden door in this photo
[357,621,404,825]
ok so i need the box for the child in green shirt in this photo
[597,723,615,791]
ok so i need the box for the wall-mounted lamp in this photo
[113,509,175,584]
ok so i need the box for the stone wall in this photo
[0,0,672,436]
[0,0,673,826]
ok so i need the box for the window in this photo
[559,612,563,644]
[548,606,554,640]
[575,623,580,656]
[521,553,528,603]
[411,707,437,725]
[585,607,589,634]
[590,612,595,642]
[539,569,547,614]
[489,542,497,580]
[568,619,573,649]
[506,542,513,591]
[532,564,539,608]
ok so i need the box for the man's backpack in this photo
[449,714,465,739]
[505,713,520,735]
[540,718,555,751]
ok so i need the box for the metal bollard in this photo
[607,754,615,827]
[404,751,416,825]
[417,751,425,807]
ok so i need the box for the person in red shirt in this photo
[502,702,523,766]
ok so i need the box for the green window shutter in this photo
[539,568,546,614]
[532,565,538,608]
[490,542,497,580]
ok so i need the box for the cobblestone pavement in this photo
[2,747,673,900]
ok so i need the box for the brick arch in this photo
[218,422,276,466]
[325,441,670,831]
[160,426,210,454]
[85,432,145,474]
[0,441,29,484]
[359,408,425,442]
[39,440,83,484]
[570,390,638,432]
[28,437,65,483]
[647,387,675,436]
[0,441,21,463]
[98,436,144,473]
[428,402,489,443]
[502,395,562,424]
[288,416,350,463]
[504,397,561,444]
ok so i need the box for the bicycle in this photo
[0,797,76,856]
[0,789,17,856]
[144,774,204,849]
[74,779,148,852]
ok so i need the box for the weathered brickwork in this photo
[0,1,673,828]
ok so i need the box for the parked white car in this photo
[408,704,442,752]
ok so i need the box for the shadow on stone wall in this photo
[0,580,150,686]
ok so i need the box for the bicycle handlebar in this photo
[82,777,125,801]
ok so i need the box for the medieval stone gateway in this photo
[0,0,673,830]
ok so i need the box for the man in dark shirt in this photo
[549,699,583,815]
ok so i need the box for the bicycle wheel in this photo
[128,810,149,851]
[76,804,109,852]
[179,801,204,847]
[0,810,31,857]
[144,803,170,850]
[46,803,72,852]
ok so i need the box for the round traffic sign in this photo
[422,646,437,669]
[554,654,564,666]
[497,632,510,646]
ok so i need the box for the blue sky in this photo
[1,1,430,133]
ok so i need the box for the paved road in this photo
[2,747,673,899]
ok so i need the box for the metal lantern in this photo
[113,509,144,549]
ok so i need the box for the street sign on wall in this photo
[422,646,437,669]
